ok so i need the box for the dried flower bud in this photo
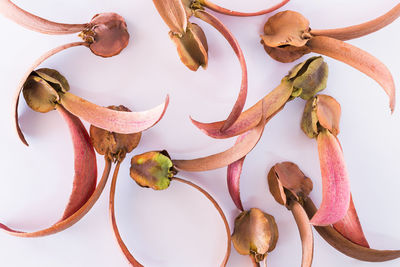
[286,56,328,100]
[268,162,313,206]
[22,68,69,113]
[80,13,129,58]
[130,151,177,190]
[169,22,208,71]
[90,105,142,162]
[301,94,341,138]
[232,208,279,263]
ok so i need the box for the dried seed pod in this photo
[232,208,279,264]
[261,9,396,112]
[90,105,142,162]
[130,151,177,190]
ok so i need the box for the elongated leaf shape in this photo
[333,195,369,248]
[311,130,350,226]
[191,81,292,139]
[200,0,290,17]
[60,92,169,134]
[152,0,187,35]
[0,106,103,237]
[227,155,245,211]
[304,198,400,262]
[310,3,400,41]
[173,114,267,172]
[307,36,395,112]
[195,10,248,132]
[290,201,314,267]
[0,0,87,34]
[14,42,88,146]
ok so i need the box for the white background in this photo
[1,0,400,266]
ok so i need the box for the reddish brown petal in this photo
[310,3,400,41]
[152,0,187,35]
[172,177,231,266]
[14,42,88,146]
[110,162,144,267]
[191,81,292,139]
[307,36,395,112]
[200,0,290,17]
[304,198,400,262]
[227,155,245,211]
[0,107,105,237]
[311,130,350,226]
[0,0,87,34]
[173,115,267,172]
[60,93,169,134]
[194,10,248,132]
[289,201,314,267]
[333,195,370,248]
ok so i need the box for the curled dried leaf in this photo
[90,105,142,162]
[130,151,177,190]
[232,208,279,263]
[169,22,208,71]
[80,13,130,58]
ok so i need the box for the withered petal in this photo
[14,42,88,146]
[194,10,248,132]
[227,152,246,210]
[307,36,395,112]
[152,0,188,35]
[60,92,169,134]
[0,0,87,34]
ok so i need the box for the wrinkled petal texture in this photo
[152,0,187,35]
[311,130,350,226]
[307,36,395,112]
[333,195,369,248]
[60,92,169,134]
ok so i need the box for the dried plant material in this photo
[232,208,279,265]
[192,56,327,139]
[0,106,106,237]
[152,0,188,36]
[303,198,400,262]
[109,150,231,266]
[90,105,142,163]
[199,0,290,17]
[0,0,87,34]
[169,22,208,71]
[18,67,169,144]
[310,3,400,41]
[261,10,396,112]
[0,1,129,57]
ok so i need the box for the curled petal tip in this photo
[227,157,245,211]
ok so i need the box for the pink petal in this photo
[227,156,245,211]
[195,10,247,132]
[307,36,395,113]
[60,92,169,134]
[0,0,87,34]
[310,130,350,226]
[333,195,370,248]
[202,0,290,17]
[191,81,292,139]
[14,42,88,146]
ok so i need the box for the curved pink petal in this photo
[191,81,292,139]
[333,195,370,248]
[227,156,245,211]
[310,130,350,226]
[0,105,102,237]
[0,0,87,34]
[201,0,290,17]
[60,93,169,134]
[194,10,247,132]
[14,42,88,146]
[310,3,400,41]
[307,36,395,113]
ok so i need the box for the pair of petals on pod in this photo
[260,7,398,112]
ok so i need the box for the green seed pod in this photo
[130,151,177,190]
